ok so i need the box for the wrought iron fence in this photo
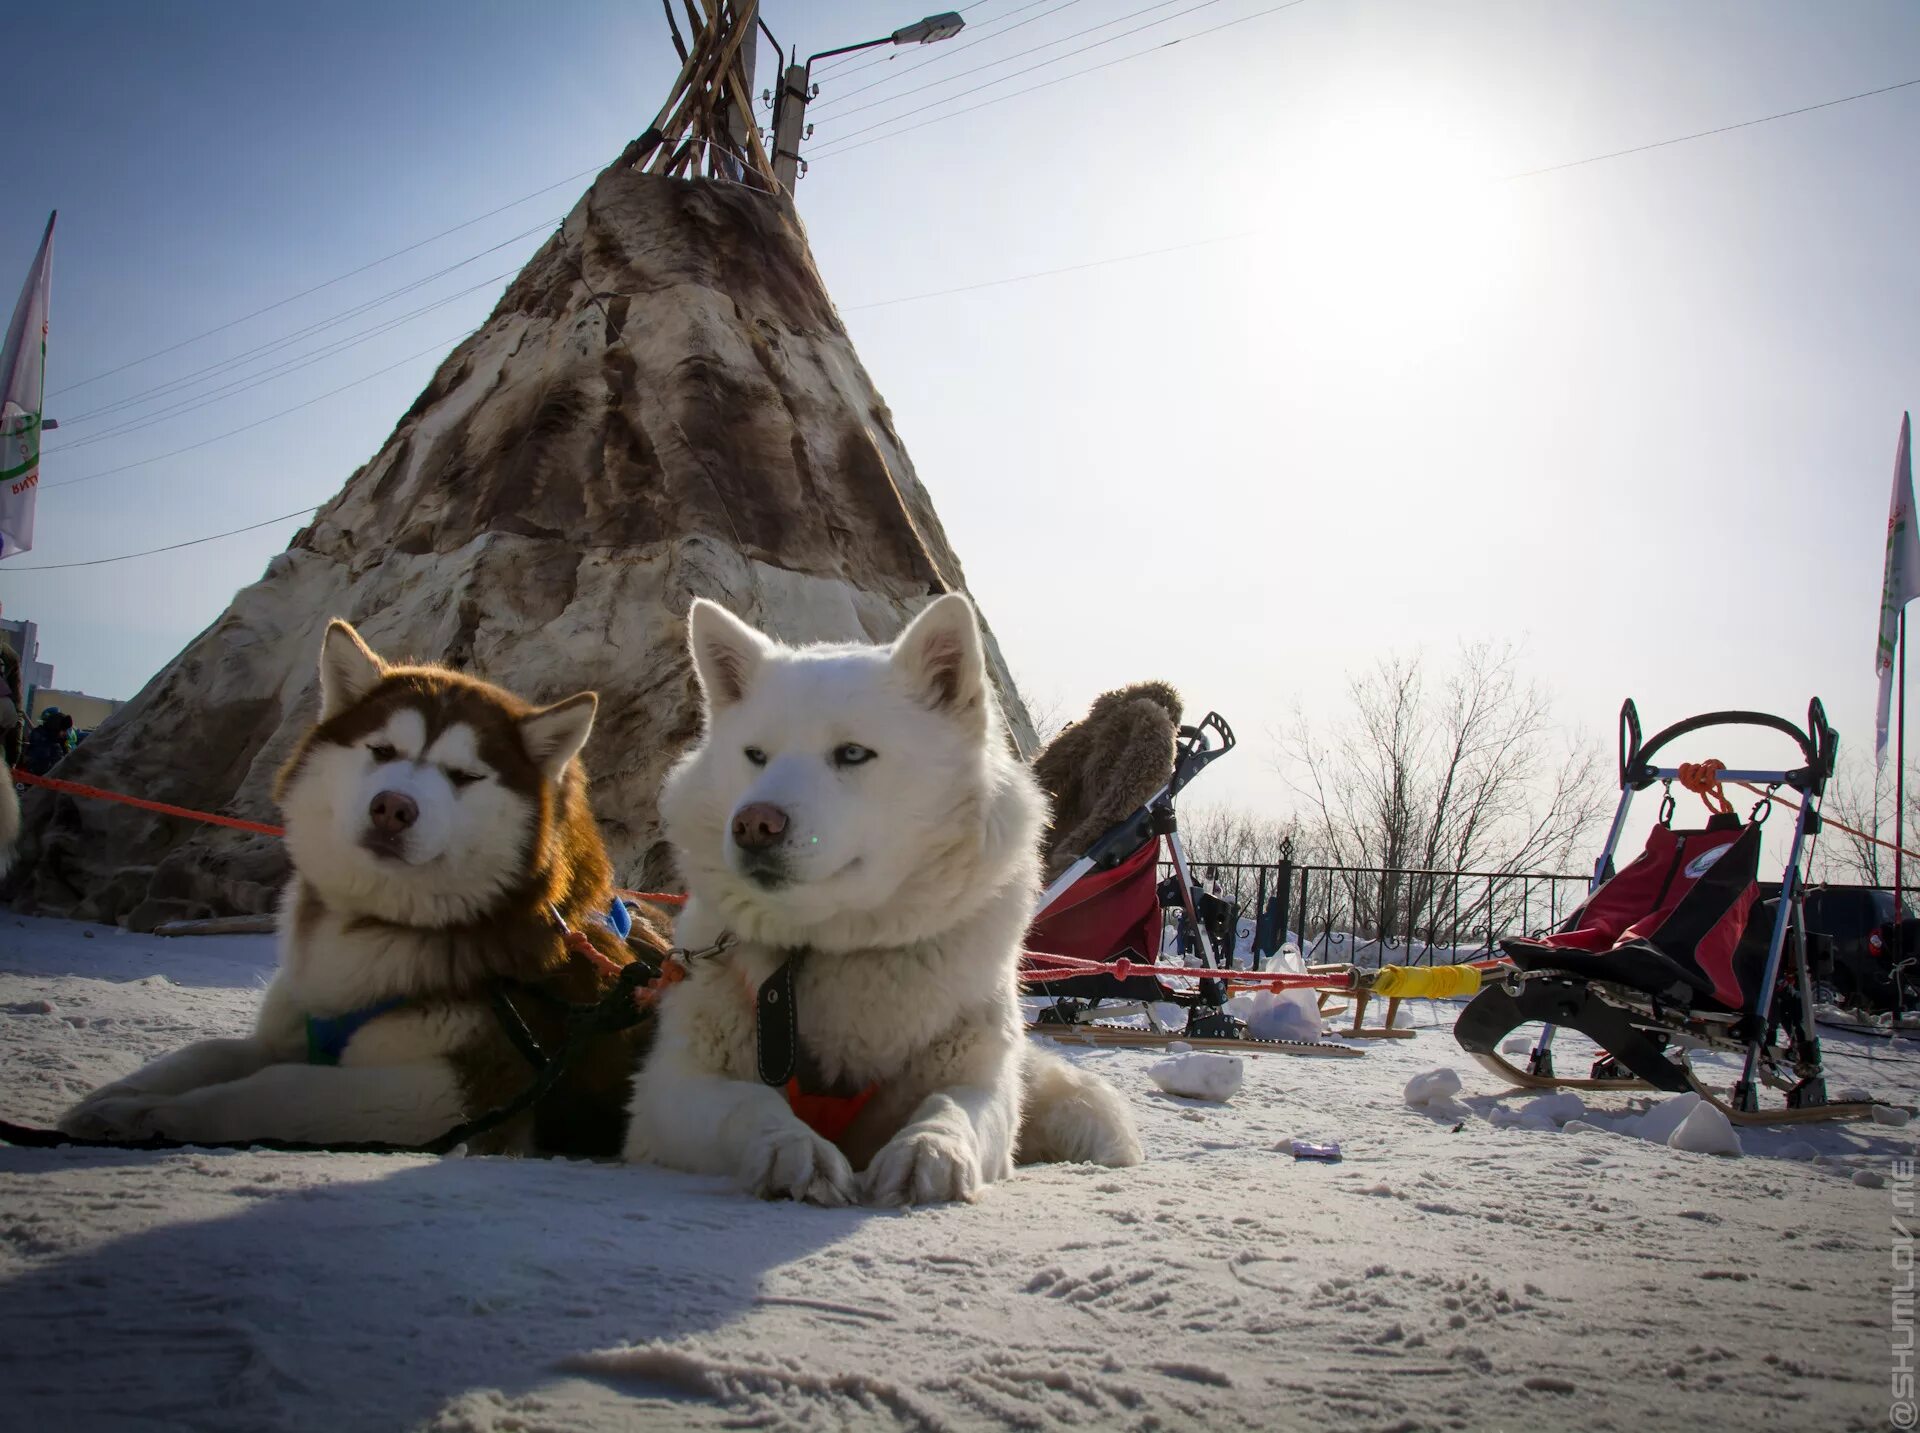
[1156,847,1916,974]
[1165,849,1593,968]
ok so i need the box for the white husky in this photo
[624,594,1142,1205]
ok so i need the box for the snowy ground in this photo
[1,913,1913,1432]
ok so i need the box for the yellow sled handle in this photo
[1370,964,1482,1000]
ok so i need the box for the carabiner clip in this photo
[1658,781,1676,828]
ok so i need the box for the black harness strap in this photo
[756,952,802,1086]
[489,987,553,1071]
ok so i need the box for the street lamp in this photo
[767,12,966,193]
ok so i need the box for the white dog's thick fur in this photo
[624,594,1142,1205]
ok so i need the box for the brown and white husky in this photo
[59,620,664,1154]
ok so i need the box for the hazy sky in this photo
[0,0,1915,867]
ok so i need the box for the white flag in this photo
[1876,410,1919,766]
[0,212,54,561]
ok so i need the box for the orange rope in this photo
[22,757,1918,905]
[1676,758,1734,815]
[12,767,286,837]
[12,766,696,899]
[1727,779,1920,863]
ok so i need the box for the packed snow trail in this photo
[0,914,1911,1430]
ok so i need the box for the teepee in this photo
[15,3,1034,928]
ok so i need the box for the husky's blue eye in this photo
[446,769,483,789]
[744,747,768,767]
[833,744,875,768]
[368,743,398,763]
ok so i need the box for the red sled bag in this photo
[1504,812,1762,1011]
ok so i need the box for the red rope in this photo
[12,767,286,837]
[1019,950,1504,990]
[10,767,698,899]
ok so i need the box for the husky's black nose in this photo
[369,791,419,835]
[731,802,788,851]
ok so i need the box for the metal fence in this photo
[1170,850,1593,967]
[1171,852,1918,970]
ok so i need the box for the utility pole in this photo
[767,12,965,196]
[771,60,811,193]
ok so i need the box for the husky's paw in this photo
[862,1127,981,1207]
[57,1091,176,1141]
[740,1124,857,1207]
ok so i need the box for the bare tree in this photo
[1813,750,1920,886]
[1016,676,1072,748]
[1275,642,1606,944]
[1172,802,1304,954]
[1180,802,1302,867]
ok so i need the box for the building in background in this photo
[1,615,54,696]
[1,615,123,730]
[28,687,122,731]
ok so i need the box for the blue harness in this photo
[301,901,636,1066]
[305,997,410,1066]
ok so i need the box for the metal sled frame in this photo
[1031,714,1244,1037]
[1458,697,1874,1123]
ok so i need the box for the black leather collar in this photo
[756,951,804,1086]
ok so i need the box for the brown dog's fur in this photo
[276,640,672,1156]
[1031,681,1182,879]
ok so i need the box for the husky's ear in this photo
[892,593,986,721]
[318,620,386,721]
[687,599,771,711]
[519,692,597,782]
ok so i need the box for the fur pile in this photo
[1030,681,1182,878]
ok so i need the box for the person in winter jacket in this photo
[23,707,72,776]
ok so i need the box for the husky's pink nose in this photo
[369,791,419,835]
[731,802,789,851]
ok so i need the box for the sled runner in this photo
[1029,1023,1365,1058]
[1455,697,1883,1124]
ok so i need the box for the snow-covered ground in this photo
[1,912,1912,1431]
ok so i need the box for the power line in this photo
[818,1,1196,124]
[27,41,1917,569]
[846,229,1251,311]
[43,326,472,492]
[842,69,1920,308]
[1501,75,1920,180]
[814,0,1230,144]
[810,0,1092,113]
[812,0,1288,158]
[0,506,320,572]
[51,263,523,455]
[52,165,598,398]
[56,217,559,431]
[811,0,1051,82]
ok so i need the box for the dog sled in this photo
[1454,697,1887,1125]
[1020,713,1364,1057]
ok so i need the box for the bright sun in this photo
[1244,100,1527,368]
